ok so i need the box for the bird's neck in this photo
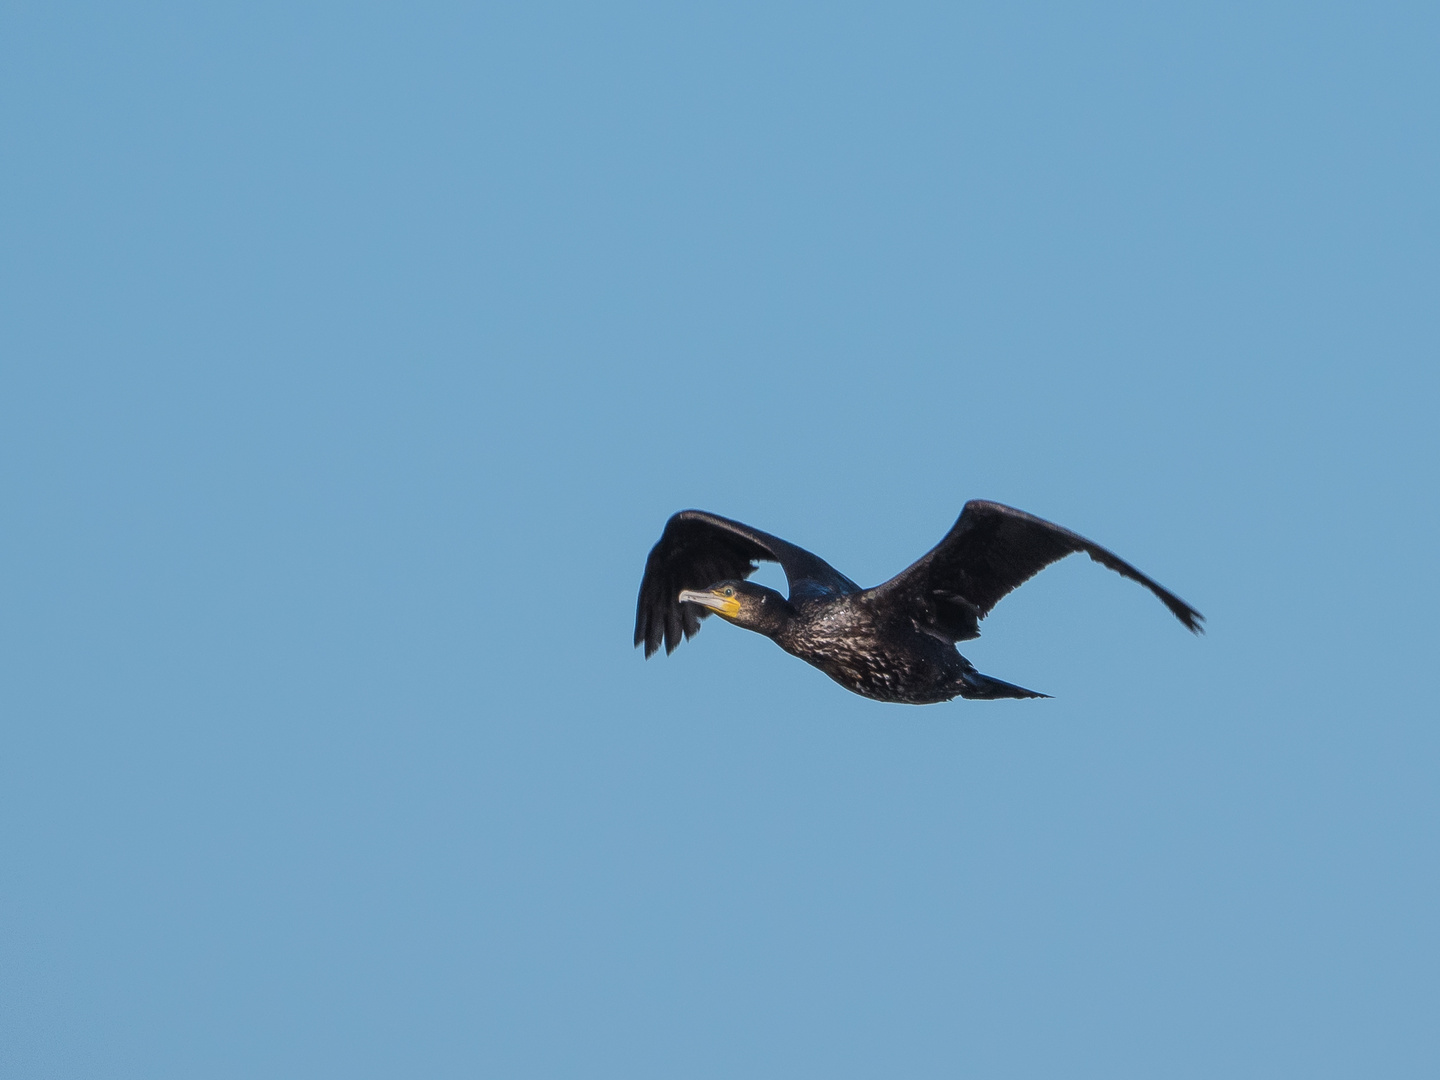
[744,594,796,639]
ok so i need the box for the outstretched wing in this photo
[634,510,859,657]
[868,500,1203,643]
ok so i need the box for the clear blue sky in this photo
[2,2,1437,1076]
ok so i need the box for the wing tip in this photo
[1168,600,1205,635]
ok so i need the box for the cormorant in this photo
[634,501,1202,704]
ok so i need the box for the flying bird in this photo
[634,501,1202,704]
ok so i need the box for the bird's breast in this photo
[777,599,964,704]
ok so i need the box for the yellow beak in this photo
[678,588,742,618]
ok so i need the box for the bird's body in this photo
[774,593,972,704]
[634,501,1202,704]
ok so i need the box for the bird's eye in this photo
[723,587,734,597]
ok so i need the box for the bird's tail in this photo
[958,667,1049,700]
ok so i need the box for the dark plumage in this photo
[634,501,1203,704]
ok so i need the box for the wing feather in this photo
[869,501,1203,642]
[634,510,858,657]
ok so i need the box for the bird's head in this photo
[678,580,793,637]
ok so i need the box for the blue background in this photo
[3,2,1437,1076]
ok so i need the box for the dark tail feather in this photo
[959,668,1049,700]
